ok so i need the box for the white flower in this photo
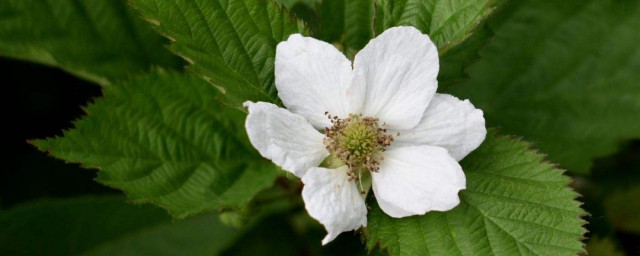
[243,26,486,244]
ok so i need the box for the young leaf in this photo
[366,130,586,256]
[33,72,278,218]
[448,0,640,173]
[0,0,181,85]
[0,196,242,256]
[374,0,502,86]
[129,0,307,107]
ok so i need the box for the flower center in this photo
[323,113,394,180]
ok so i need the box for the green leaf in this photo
[366,130,586,256]
[0,0,182,85]
[33,71,278,218]
[448,0,640,173]
[0,196,242,256]
[129,0,307,107]
[374,0,502,86]
[316,0,375,57]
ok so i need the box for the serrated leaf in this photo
[129,0,307,107]
[33,72,278,218]
[374,0,502,86]
[0,196,242,256]
[366,130,586,256]
[0,0,182,85]
[448,0,640,173]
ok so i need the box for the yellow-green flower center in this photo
[340,119,377,157]
[323,113,394,180]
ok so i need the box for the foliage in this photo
[130,0,307,107]
[0,0,182,85]
[448,0,640,173]
[3,0,640,254]
[374,0,502,86]
[33,71,278,218]
[366,131,586,255]
[0,196,241,255]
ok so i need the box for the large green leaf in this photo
[0,196,242,256]
[0,0,181,85]
[448,0,640,173]
[129,0,307,107]
[366,131,586,256]
[33,71,278,218]
[374,0,502,86]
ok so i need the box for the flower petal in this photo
[244,101,328,177]
[275,34,363,129]
[353,26,439,130]
[302,166,368,245]
[391,93,486,161]
[372,145,466,218]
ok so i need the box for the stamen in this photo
[323,113,394,180]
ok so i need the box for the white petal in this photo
[302,166,368,245]
[372,145,466,218]
[391,93,486,161]
[353,26,439,130]
[244,101,328,177]
[275,34,363,129]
